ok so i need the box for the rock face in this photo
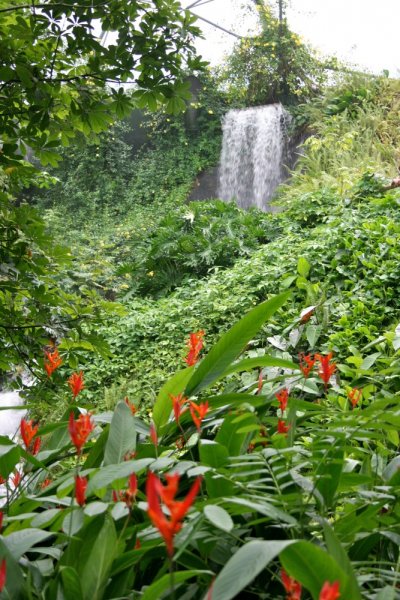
[218,104,291,211]
[188,166,220,201]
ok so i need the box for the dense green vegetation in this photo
[1,1,400,598]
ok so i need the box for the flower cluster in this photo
[68,371,84,399]
[20,419,41,455]
[44,348,63,377]
[184,330,205,366]
[68,412,95,454]
[146,471,201,556]
[281,569,302,600]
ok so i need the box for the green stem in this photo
[169,557,175,600]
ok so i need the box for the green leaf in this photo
[104,401,136,465]
[80,515,117,600]
[204,505,234,532]
[321,521,361,599]
[3,528,53,559]
[142,570,212,600]
[87,458,152,494]
[221,355,298,378]
[60,567,84,600]
[203,540,295,600]
[152,366,194,430]
[360,352,380,370]
[280,541,351,600]
[297,256,311,278]
[0,443,20,478]
[185,292,290,396]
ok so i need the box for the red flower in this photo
[68,371,84,399]
[281,569,302,600]
[0,475,5,485]
[134,538,141,549]
[120,473,138,508]
[170,393,187,424]
[275,388,289,412]
[149,422,158,446]
[44,348,63,377]
[68,412,94,454]
[41,478,52,489]
[125,397,137,415]
[32,436,41,455]
[20,418,39,451]
[348,387,362,409]
[184,330,205,366]
[190,401,209,431]
[299,353,317,378]
[146,471,201,556]
[319,581,340,600]
[277,420,290,435]
[75,475,87,506]
[12,470,21,488]
[257,371,264,394]
[315,353,336,389]
[0,559,6,593]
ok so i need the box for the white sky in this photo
[185,0,400,76]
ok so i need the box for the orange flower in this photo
[277,420,290,435]
[32,437,41,455]
[257,371,264,394]
[41,478,52,489]
[134,538,141,549]
[12,470,21,488]
[275,388,289,412]
[149,422,158,446]
[189,401,209,431]
[315,353,336,389]
[299,353,317,378]
[75,475,87,506]
[44,348,63,377]
[20,418,38,450]
[0,559,6,593]
[170,393,187,424]
[319,581,340,600]
[68,371,84,399]
[184,330,205,366]
[281,569,302,600]
[146,471,201,556]
[68,412,94,454]
[120,473,138,508]
[124,397,137,414]
[348,387,362,408]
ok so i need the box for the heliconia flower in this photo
[319,580,340,600]
[190,401,209,431]
[41,478,52,489]
[277,420,290,435]
[315,353,336,389]
[275,388,289,412]
[32,436,41,456]
[124,397,137,415]
[68,371,85,399]
[120,473,138,508]
[299,353,317,378]
[348,387,362,409]
[184,330,205,366]
[0,559,6,593]
[146,471,202,556]
[149,422,158,446]
[281,569,302,600]
[134,538,141,549]
[170,393,187,424]
[20,418,39,450]
[0,475,5,485]
[257,371,264,394]
[112,490,119,503]
[74,475,87,506]
[11,470,21,488]
[44,348,63,377]
[68,412,94,454]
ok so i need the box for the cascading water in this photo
[218,104,290,211]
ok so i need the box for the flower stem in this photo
[169,557,175,600]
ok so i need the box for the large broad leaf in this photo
[315,447,344,508]
[141,569,212,600]
[104,401,136,465]
[152,366,194,430]
[185,292,290,397]
[0,443,20,478]
[203,540,295,600]
[204,505,234,532]
[87,458,153,494]
[321,521,361,599]
[60,566,84,600]
[3,529,53,559]
[80,515,117,600]
[0,539,25,598]
[280,541,355,600]
[221,355,298,378]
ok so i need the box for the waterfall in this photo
[218,104,290,211]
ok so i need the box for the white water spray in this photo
[218,104,290,210]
